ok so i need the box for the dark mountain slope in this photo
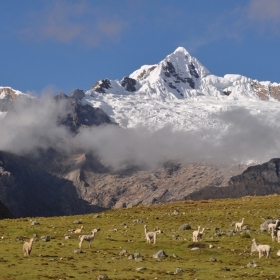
[0,151,105,218]
[185,158,280,200]
[55,89,114,134]
[0,200,14,219]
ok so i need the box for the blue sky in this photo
[1,0,280,96]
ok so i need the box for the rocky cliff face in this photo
[55,89,114,133]
[185,158,280,200]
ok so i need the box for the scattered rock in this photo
[191,247,200,251]
[247,261,258,267]
[153,250,167,258]
[136,267,146,271]
[134,252,140,258]
[41,236,51,242]
[73,220,82,224]
[175,268,183,274]
[174,210,179,215]
[226,230,235,236]
[31,221,39,226]
[209,244,214,248]
[179,224,191,230]
[128,255,134,259]
[209,257,217,262]
[221,267,230,271]
[242,225,250,230]
[277,250,280,256]
[172,254,178,258]
[135,257,143,262]
[98,274,108,279]
[133,219,143,223]
[74,249,82,254]
[119,249,127,256]
[65,235,71,240]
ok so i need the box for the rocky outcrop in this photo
[120,77,137,92]
[69,89,85,100]
[54,90,114,133]
[91,79,111,93]
[185,158,280,200]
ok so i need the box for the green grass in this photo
[1,195,280,279]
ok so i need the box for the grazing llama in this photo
[235,218,244,231]
[74,225,83,233]
[23,237,35,257]
[192,226,201,242]
[144,225,162,244]
[79,229,99,249]
[252,238,271,258]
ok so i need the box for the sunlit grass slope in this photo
[1,195,280,279]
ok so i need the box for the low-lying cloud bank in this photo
[1,96,280,169]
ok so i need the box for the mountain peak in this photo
[173,46,190,56]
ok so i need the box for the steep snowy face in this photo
[129,46,211,100]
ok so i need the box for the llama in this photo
[197,228,205,242]
[192,226,201,242]
[235,218,244,231]
[144,225,162,244]
[23,237,35,257]
[78,229,98,249]
[252,238,271,258]
[74,225,83,234]
[268,220,279,232]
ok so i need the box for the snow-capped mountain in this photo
[0,86,30,119]
[84,47,280,130]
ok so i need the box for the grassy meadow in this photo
[1,195,280,279]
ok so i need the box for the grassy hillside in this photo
[1,195,280,279]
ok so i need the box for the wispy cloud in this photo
[182,0,280,52]
[21,0,126,47]
[247,0,280,34]
[26,85,61,98]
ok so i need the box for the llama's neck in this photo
[144,226,148,234]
